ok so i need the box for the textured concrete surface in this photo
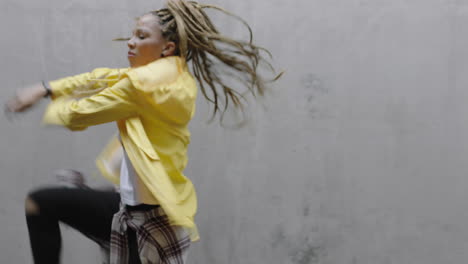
[2,0,468,263]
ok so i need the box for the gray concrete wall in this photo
[1,0,468,263]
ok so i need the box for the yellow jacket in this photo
[42,56,199,241]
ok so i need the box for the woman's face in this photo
[127,14,174,68]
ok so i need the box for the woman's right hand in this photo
[5,83,48,113]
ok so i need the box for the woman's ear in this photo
[162,41,176,57]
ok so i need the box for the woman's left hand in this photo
[5,83,47,113]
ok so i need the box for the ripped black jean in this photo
[26,187,141,264]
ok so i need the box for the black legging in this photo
[26,187,141,264]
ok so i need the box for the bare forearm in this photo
[6,82,50,112]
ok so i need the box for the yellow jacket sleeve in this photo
[49,68,126,98]
[43,78,139,131]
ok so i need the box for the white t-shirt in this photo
[119,146,158,206]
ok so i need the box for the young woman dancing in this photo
[6,1,278,263]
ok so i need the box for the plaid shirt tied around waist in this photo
[109,205,191,264]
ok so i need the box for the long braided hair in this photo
[151,0,280,120]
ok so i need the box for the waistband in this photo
[125,204,160,212]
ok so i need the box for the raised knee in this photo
[25,196,40,215]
